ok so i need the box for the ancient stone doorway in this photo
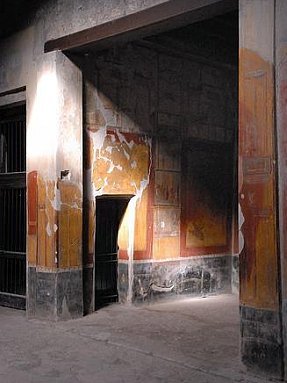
[95,196,130,309]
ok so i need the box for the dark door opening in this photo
[95,196,130,309]
[0,104,26,309]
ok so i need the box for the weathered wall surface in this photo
[239,0,282,378]
[276,0,287,380]
[42,0,169,42]
[2,0,287,379]
[0,0,237,318]
[83,30,237,307]
[27,53,83,320]
[0,0,173,319]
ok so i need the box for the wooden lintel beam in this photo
[44,0,237,53]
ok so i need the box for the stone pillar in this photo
[239,0,283,379]
[26,51,83,320]
[276,1,287,380]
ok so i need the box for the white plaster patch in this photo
[46,223,52,237]
[127,196,137,303]
[117,131,134,150]
[50,186,61,211]
[238,203,245,254]
[105,145,113,154]
[107,162,115,174]
[123,149,130,160]
[90,127,107,162]
[110,135,116,143]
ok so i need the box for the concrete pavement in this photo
[0,294,272,382]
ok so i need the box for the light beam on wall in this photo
[27,71,59,172]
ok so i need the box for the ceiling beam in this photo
[44,0,238,54]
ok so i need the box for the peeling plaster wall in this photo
[239,0,282,379]
[26,53,83,320]
[0,0,169,319]
[1,0,287,379]
[0,0,238,318]
[83,32,237,306]
[276,0,287,378]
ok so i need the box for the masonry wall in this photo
[0,0,168,319]
[83,28,238,309]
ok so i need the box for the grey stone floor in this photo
[0,294,273,383]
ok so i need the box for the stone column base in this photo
[240,305,283,379]
[27,267,83,320]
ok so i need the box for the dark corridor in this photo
[95,197,130,309]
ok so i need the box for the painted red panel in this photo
[28,171,38,235]
[239,48,278,310]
